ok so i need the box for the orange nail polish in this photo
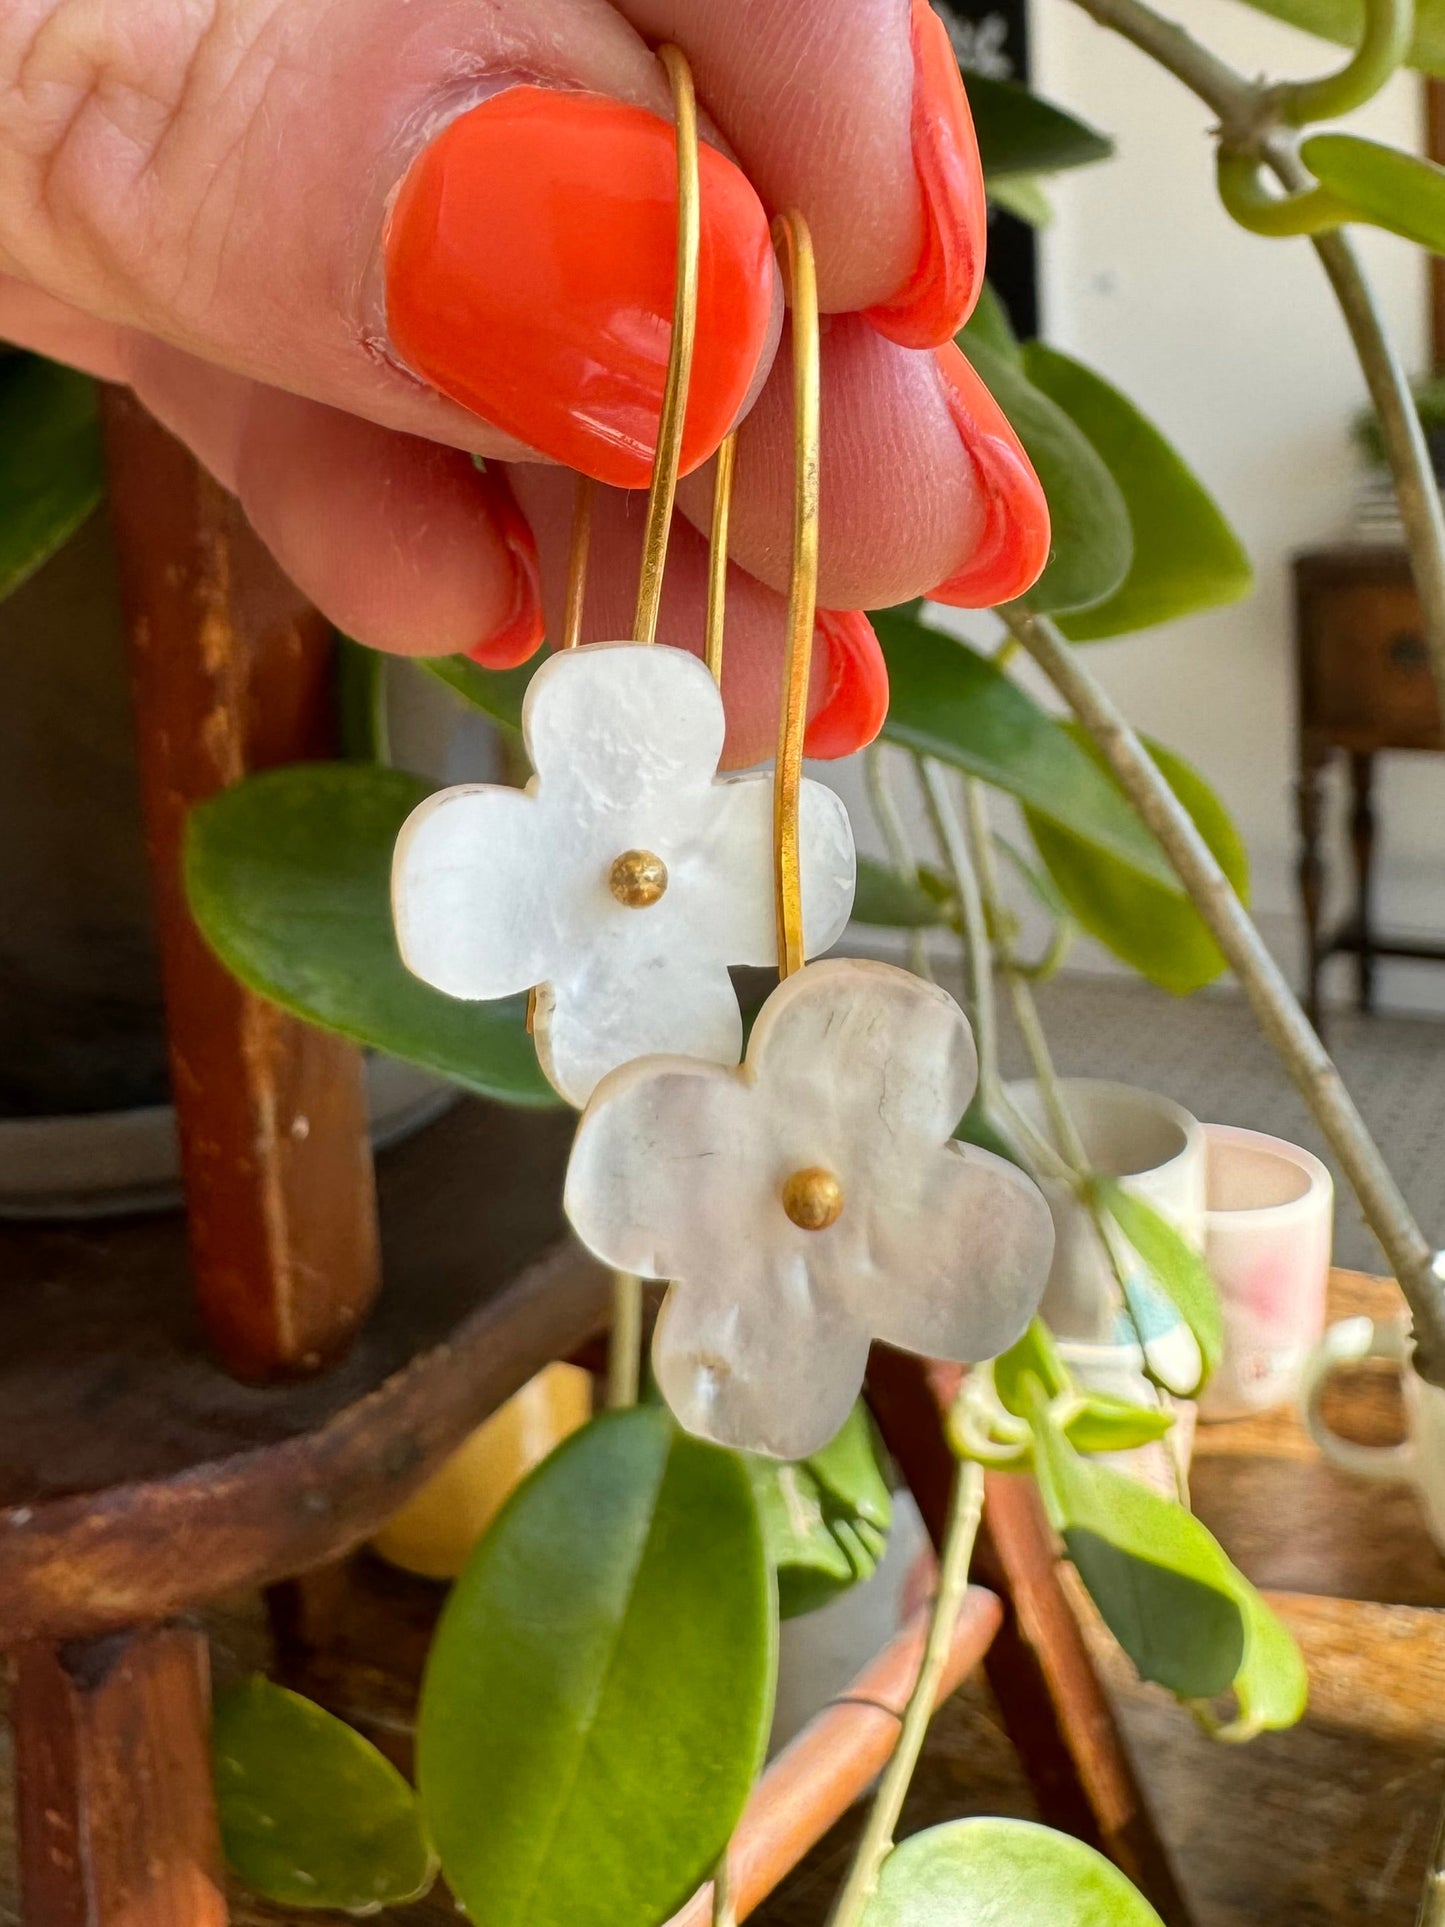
[805,609,889,759]
[468,467,544,669]
[863,0,987,350]
[928,342,1051,607]
[385,88,774,490]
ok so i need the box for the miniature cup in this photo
[1196,1124,1333,1421]
[1303,1315,1445,1554]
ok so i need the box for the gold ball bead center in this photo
[608,848,668,908]
[782,1166,845,1232]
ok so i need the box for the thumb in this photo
[0,0,775,485]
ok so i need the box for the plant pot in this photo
[0,515,485,1219]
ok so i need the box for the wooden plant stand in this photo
[0,401,1193,1925]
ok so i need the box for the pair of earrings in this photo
[390,50,1053,1461]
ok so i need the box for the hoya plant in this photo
[7,0,1445,1919]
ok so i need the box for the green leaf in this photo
[1229,1588,1310,1738]
[965,338,1133,618]
[852,856,952,928]
[417,648,540,733]
[1223,0,1445,76]
[987,173,1055,227]
[1033,1421,1245,1699]
[860,1816,1164,1925]
[212,1678,436,1913]
[965,73,1115,179]
[0,353,103,603]
[336,635,391,765]
[992,1320,1071,1416]
[1091,1177,1225,1384]
[417,1409,775,1927]
[751,1402,893,1618]
[1065,1392,1176,1456]
[1019,346,1253,642]
[1301,133,1445,252]
[875,608,1174,886]
[1024,727,1249,994]
[960,280,1022,364]
[185,764,556,1106]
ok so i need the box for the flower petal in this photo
[653,1259,871,1460]
[536,954,742,1108]
[523,643,725,812]
[698,776,857,967]
[391,783,552,998]
[857,1139,1055,1364]
[565,1055,758,1279]
[749,958,979,1146]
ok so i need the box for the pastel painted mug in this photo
[1303,1315,1445,1554]
[1196,1124,1333,1421]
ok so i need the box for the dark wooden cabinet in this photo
[1293,545,1445,1030]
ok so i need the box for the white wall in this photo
[1028,0,1442,1010]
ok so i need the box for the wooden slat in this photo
[12,1624,226,1927]
[102,390,379,1380]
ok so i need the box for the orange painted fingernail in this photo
[469,468,544,669]
[863,0,987,350]
[805,609,889,758]
[928,342,1051,607]
[385,88,774,490]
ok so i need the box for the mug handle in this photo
[1301,1315,1417,1482]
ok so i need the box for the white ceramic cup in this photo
[1302,1314,1445,1553]
[1003,1079,1205,1346]
[1197,1124,1333,1422]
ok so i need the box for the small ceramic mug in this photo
[1197,1124,1334,1421]
[1302,1315,1445,1553]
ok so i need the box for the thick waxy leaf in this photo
[1065,1392,1176,1456]
[1224,0,1445,75]
[0,353,103,603]
[1019,346,1252,642]
[875,609,1174,886]
[966,338,1133,617]
[987,173,1055,227]
[852,857,952,928]
[1230,1587,1310,1737]
[213,1678,436,1913]
[1301,133,1445,253]
[965,73,1115,179]
[960,280,1022,363]
[992,1322,1173,1453]
[860,1817,1164,1926]
[185,764,555,1105]
[752,1402,893,1617]
[1024,728,1248,994]
[417,648,538,732]
[1032,1419,1246,1699]
[1092,1177,1224,1384]
[417,1409,775,1927]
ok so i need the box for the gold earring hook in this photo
[561,474,593,651]
[704,430,737,686]
[770,209,821,980]
[632,43,701,647]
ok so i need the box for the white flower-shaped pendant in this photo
[391,643,856,1107]
[564,957,1056,1459]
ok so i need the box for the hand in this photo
[0,0,1047,764]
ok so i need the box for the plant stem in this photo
[1064,0,1445,711]
[920,759,998,1085]
[712,1846,737,1927]
[827,1457,986,1927]
[607,1271,643,1409]
[1271,0,1414,125]
[1006,607,1445,1387]
[867,744,933,980]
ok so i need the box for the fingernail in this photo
[468,467,544,669]
[863,0,987,350]
[385,87,774,489]
[927,342,1051,607]
[805,610,889,758]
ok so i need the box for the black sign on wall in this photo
[935,0,1039,339]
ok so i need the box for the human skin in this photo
[0,0,1048,765]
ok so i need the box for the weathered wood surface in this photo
[0,1101,609,1641]
[105,390,379,1380]
[11,1624,226,1927]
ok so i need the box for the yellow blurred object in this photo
[369,1362,593,1579]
